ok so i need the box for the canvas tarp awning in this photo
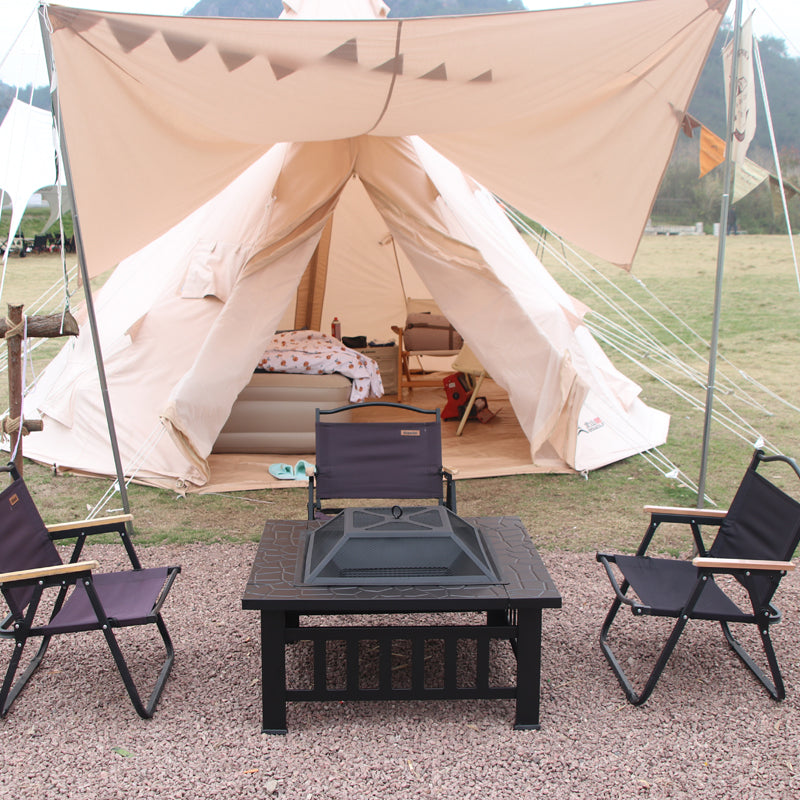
[45,0,729,275]
[24,0,729,491]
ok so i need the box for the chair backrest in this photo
[0,466,62,615]
[314,403,447,503]
[709,450,800,606]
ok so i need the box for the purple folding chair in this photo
[0,464,180,718]
[597,449,800,705]
[307,402,456,519]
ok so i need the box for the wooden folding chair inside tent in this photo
[391,299,463,401]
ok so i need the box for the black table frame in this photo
[242,516,561,734]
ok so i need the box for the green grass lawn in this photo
[0,207,73,242]
[2,233,800,557]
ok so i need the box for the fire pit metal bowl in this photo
[300,506,503,586]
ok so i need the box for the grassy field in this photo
[1,232,799,556]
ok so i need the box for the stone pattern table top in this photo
[242,516,561,612]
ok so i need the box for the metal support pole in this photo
[38,4,133,517]
[697,0,743,506]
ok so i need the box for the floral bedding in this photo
[257,330,384,402]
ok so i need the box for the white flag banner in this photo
[723,13,756,164]
[733,157,769,202]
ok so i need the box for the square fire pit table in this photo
[242,516,561,733]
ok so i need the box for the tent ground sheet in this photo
[197,375,566,494]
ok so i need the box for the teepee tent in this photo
[22,0,729,491]
[0,97,65,249]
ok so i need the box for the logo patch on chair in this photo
[8,493,19,508]
[400,429,421,437]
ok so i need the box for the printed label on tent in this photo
[578,417,605,435]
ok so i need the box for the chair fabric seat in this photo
[614,555,747,621]
[45,567,170,634]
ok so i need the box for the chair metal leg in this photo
[0,635,51,717]
[1,583,53,717]
[720,619,785,700]
[600,599,693,706]
[599,574,709,705]
[599,594,643,703]
[100,614,176,719]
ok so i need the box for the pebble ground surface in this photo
[1,542,799,800]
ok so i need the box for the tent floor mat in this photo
[195,375,569,494]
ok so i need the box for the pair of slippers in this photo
[269,460,314,481]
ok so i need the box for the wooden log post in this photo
[2,303,79,474]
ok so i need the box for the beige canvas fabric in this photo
[45,0,729,275]
[25,135,668,488]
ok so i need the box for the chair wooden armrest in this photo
[644,505,728,519]
[0,560,99,585]
[692,556,795,572]
[46,513,133,535]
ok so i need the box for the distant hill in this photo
[185,0,525,17]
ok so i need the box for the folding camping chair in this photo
[391,299,463,401]
[596,449,800,705]
[0,464,180,718]
[307,402,456,519]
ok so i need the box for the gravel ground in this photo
[2,541,799,800]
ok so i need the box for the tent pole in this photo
[697,0,743,506]
[38,5,132,516]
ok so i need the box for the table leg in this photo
[514,607,542,730]
[260,611,287,734]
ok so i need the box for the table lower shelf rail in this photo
[246,517,560,733]
[284,620,518,704]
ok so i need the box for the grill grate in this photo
[340,566,451,578]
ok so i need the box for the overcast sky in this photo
[2,0,799,86]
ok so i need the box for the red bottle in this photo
[331,317,341,339]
